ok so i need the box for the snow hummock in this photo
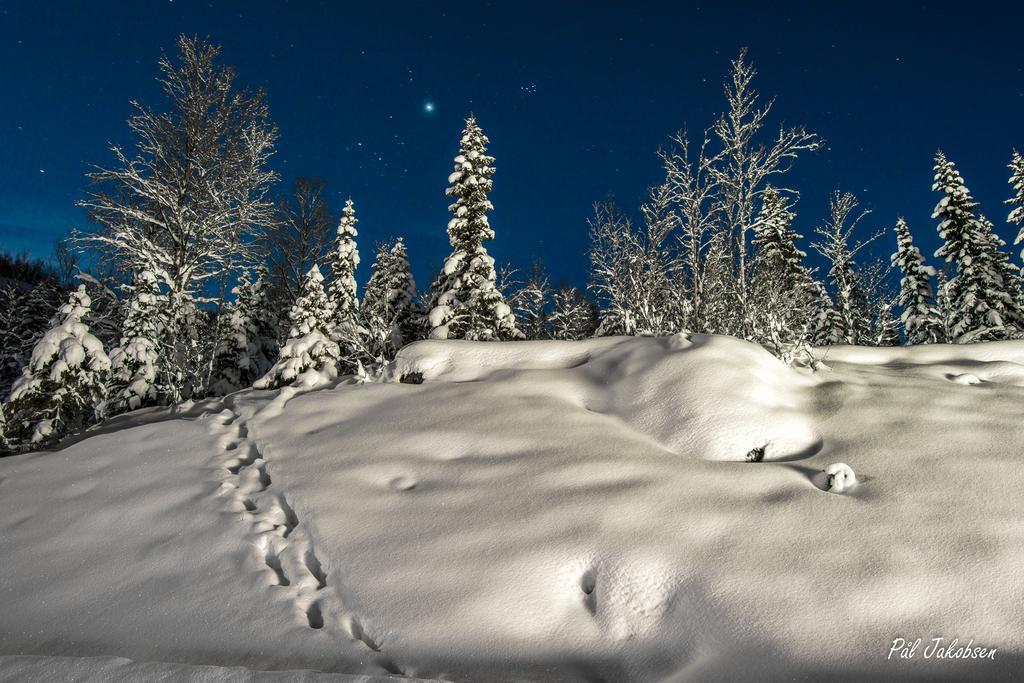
[2,334,1023,681]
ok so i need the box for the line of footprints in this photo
[211,408,328,630]
[207,406,407,675]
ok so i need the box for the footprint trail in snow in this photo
[204,397,406,675]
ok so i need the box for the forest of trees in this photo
[2,37,1022,454]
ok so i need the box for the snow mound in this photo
[822,340,1024,387]
[386,333,821,461]
[3,335,1024,681]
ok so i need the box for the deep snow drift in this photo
[1,333,1023,681]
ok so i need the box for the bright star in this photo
[424,102,435,113]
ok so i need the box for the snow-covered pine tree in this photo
[427,115,520,341]
[890,217,944,344]
[1,282,60,399]
[873,298,901,346]
[255,265,339,389]
[932,152,1016,341]
[807,280,840,346]
[751,186,811,290]
[328,198,360,331]
[934,267,954,342]
[360,237,422,363]
[248,263,280,373]
[749,186,815,352]
[210,270,270,395]
[1007,150,1024,262]
[510,261,552,340]
[105,270,165,414]
[550,287,598,340]
[0,284,30,399]
[4,286,110,449]
[976,214,1023,330]
[0,397,9,455]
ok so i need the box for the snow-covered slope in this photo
[2,333,1022,681]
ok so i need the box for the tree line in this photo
[2,38,1022,453]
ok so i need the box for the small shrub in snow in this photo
[825,463,857,493]
[399,371,424,385]
[745,445,765,463]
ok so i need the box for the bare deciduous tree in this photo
[264,177,334,333]
[75,35,278,399]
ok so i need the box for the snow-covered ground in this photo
[1,334,1022,681]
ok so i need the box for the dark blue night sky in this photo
[1,1,1022,288]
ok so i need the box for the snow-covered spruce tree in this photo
[327,198,361,335]
[427,116,520,341]
[807,280,842,346]
[106,270,165,414]
[978,215,1024,328]
[251,265,281,373]
[1007,150,1024,262]
[4,286,110,450]
[751,187,812,289]
[255,265,339,390]
[873,298,901,346]
[932,152,1018,341]
[210,269,275,395]
[0,285,31,399]
[360,237,422,363]
[76,273,125,353]
[748,186,815,353]
[550,286,598,340]
[890,218,944,344]
[811,191,880,345]
[76,35,277,400]
[510,261,552,340]
[0,399,9,455]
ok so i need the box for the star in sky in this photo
[423,101,435,114]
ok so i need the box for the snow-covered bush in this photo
[256,266,339,390]
[4,286,110,449]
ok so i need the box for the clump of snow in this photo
[824,462,857,492]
